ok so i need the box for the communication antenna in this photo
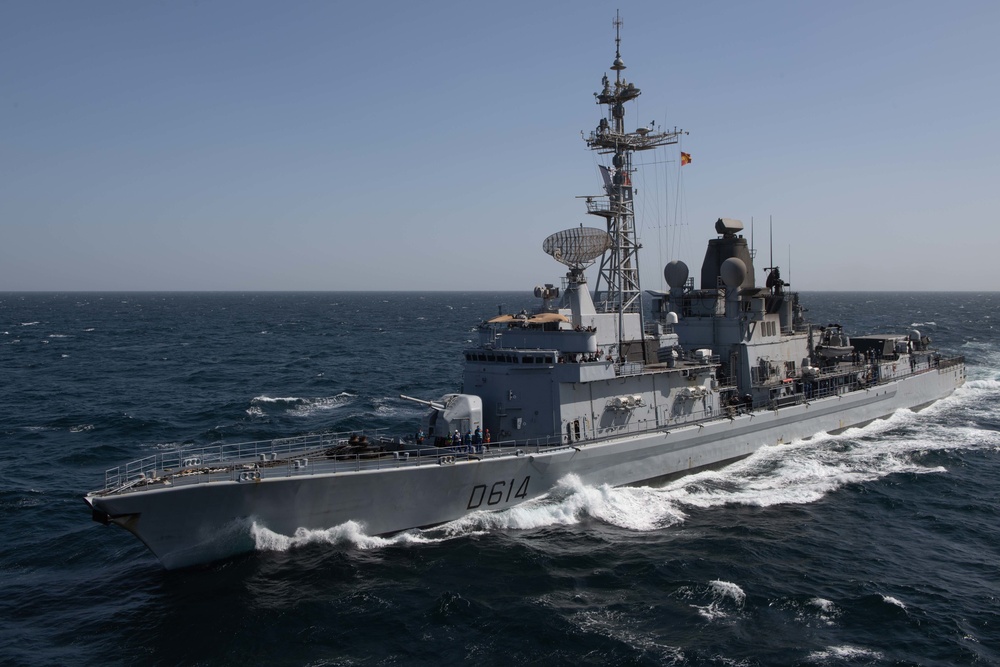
[762,216,785,294]
[614,11,622,56]
[769,215,773,270]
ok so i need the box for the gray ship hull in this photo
[86,363,964,570]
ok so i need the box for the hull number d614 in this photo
[467,477,530,510]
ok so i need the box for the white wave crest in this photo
[151,441,190,451]
[250,393,357,417]
[290,394,356,416]
[709,579,745,604]
[372,397,402,416]
[808,645,884,662]
[882,595,906,609]
[687,579,746,621]
[804,597,841,626]
[810,597,836,613]
[251,520,445,553]
[251,395,308,404]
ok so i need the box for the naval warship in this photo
[85,18,966,570]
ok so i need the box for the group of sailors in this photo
[452,426,490,453]
[415,426,491,453]
[558,352,606,364]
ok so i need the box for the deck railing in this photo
[98,437,574,496]
[102,429,387,492]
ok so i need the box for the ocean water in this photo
[1,291,998,666]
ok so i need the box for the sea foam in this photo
[807,645,884,662]
[251,520,446,553]
[249,392,357,417]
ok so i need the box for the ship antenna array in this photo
[613,11,623,83]
[584,12,685,331]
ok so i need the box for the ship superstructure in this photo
[84,17,966,570]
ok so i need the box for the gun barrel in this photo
[399,394,445,411]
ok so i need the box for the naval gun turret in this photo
[400,393,482,446]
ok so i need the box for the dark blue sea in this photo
[1,291,998,666]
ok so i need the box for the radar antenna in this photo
[543,227,612,270]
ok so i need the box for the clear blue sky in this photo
[3,1,998,291]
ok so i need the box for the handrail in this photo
[102,428,388,493]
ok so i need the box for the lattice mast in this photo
[585,12,684,324]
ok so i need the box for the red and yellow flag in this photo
[680,152,692,166]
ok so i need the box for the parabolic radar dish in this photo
[542,227,612,269]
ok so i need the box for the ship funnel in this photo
[701,219,755,290]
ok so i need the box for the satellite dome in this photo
[720,257,747,289]
[664,260,689,289]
